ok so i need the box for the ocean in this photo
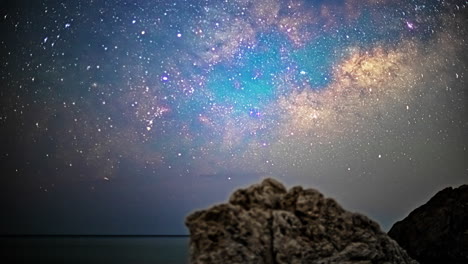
[0,236,190,264]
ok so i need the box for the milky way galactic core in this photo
[1,0,467,233]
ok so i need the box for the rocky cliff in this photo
[186,178,417,264]
[388,184,468,264]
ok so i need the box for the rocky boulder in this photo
[388,184,468,264]
[186,178,417,264]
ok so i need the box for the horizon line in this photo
[0,234,190,237]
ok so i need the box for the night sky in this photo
[1,0,467,235]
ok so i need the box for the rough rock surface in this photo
[186,178,417,264]
[388,184,468,264]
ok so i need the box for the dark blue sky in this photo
[1,0,467,235]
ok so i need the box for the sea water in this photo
[1,236,189,264]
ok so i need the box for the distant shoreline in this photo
[0,234,189,238]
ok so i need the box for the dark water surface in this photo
[0,236,189,264]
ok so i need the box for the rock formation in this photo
[186,178,417,264]
[388,184,468,264]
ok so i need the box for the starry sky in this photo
[1,0,467,235]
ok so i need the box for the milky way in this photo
[1,0,467,234]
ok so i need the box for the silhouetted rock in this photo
[388,185,468,264]
[186,178,417,264]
